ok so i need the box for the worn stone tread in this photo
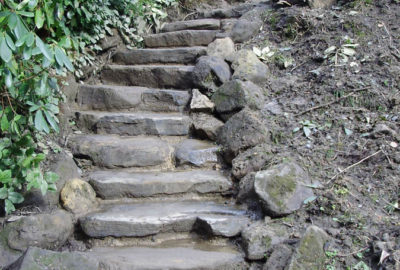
[76,111,190,136]
[161,19,221,32]
[11,245,246,270]
[77,85,190,112]
[175,139,220,167]
[68,135,172,168]
[80,200,247,237]
[113,47,207,65]
[144,30,218,48]
[88,169,232,199]
[102,64,194,88]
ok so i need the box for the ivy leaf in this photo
[34,110,50,133]
[0,36,12,63]
[35,8,45,29]
[8,191,24,204]
[5,199,15,214]
[36,36,53,60]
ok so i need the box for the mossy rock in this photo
[254,162,315,216]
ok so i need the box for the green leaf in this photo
[303,126,311,138]
[26,32,34,47]
[28,0,38,9]
[23,45,32,60]
[0,187,7,199]
[35,8,45,29]
[34,110,50,133]
[5,69,12,88]
[45,172,59,183]
[0,36,12,63]
[16,11,34,17]
[8,191,24,204]
[40,180,48,195]
[0,169,12,184]
[1,115,9,132]
[5,34,16,51]
[44,110,59,132]
[5,199,16,214]
[36,36,53,60]
[54,46,64,67]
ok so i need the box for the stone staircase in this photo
[69,15,251,269]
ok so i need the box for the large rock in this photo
[232,144,273,180]
[286,226,329,270]
[217,109,268,163]
[254,162,315,217]
[207,37,235,59]
[237,173,256,203]
[229,49,269,86]
[212,80,264,118]
[230,7,264,43]
[263,244,293,270]
[0,229,21,268]
[22,152,79,210]
[194,215,250,237]
[241,221,290,260]
[190,89,215,112]
[191,113,224,141]
[144,30,218,48]
[192,56,231,92]
[60,179,98,215]
[5,210,73,251]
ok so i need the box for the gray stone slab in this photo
[77,85,190,112]
[101,64,194,89]
[79,201,246,237]
[76,111,190,136]
[113,47,207,64]
[175,139,220,167]
[195,215,250,237]
[68,135,171,168]
[144,30,218,48]
[89,169,232,199]
[161,19,221,32]
[8,245,246,270]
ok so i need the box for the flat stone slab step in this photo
[175,139,220,167]
[14,245,246,270]
[88,170,232,199]
[161,19,221,33]
[76,111,190,136]
[80,201,247,238]
[68,135,172,169]
[77,85,190,112]
[113,47,207,65]
[102,64,194,89]
[144,30,218,48]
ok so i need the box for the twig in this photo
[295,87,371,116]
[290,59,310,72]
[337,246,369,257]
[326,150,382,186]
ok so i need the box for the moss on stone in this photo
[266,170,297,210]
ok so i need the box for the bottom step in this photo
[11,245,247,270]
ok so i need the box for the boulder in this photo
[0,229,21,268]
[229,49,269,86]
[232,144,273,180]
[286,226,329,270]
[217,109,268,163]
[237,173,256,203]
[307,0,336,9]
[60,179,98,215]
[254,162,315,217]
[190,89,215,112]
[263,244,293,270]
[192,56,231,92]
[207,37,235,59]
[230,7,264,43]
[191,113,224,141]
[212,79,264,120]
[5,210,73,251]
[241,221,290,260]
[22,152,79,210]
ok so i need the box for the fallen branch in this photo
[326,149,382,186]
[295,87,371,116]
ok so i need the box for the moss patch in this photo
[266,171,297,210]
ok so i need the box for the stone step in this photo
[161,19,221,33]
[80,200,248,238]
[68,135,172,169]
[88,170,232,199]
[76,111,191,136]
[144,30,218,48]
[175,139,220,167]
[113,47,207,65]
[101,64,194,89]
[77,85,190,112]
[14,245,247,270]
